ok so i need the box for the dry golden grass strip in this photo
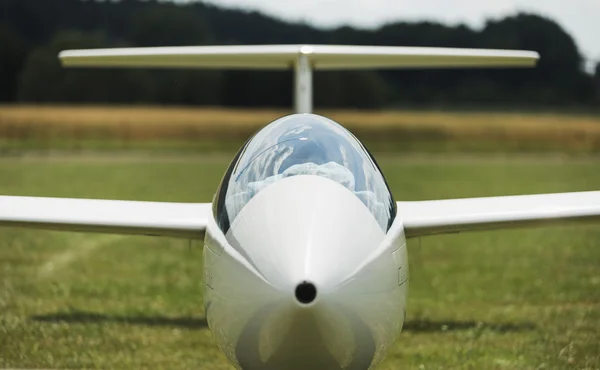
[0,105,599,150]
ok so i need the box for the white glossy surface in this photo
[399,190,600,237]
[59,44,539,69]
[0,196,210,238]
[204,175,407,369]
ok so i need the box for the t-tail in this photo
[59,44,539,113]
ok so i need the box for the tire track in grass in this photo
[0,234,123,369]
[37,235,123,278]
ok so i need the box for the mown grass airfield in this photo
[1,103,599,369]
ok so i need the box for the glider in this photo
[1,45,598,369]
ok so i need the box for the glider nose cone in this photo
[217,176,407,369]
[226,175,388,306]
[295,281,317,305]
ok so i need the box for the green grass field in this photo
[1,154,599,369]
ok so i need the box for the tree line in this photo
[1,0,599,109]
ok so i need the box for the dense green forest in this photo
[1,0,599,108]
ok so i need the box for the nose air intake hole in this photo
[295,281,317,304]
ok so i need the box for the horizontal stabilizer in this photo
[59,44,539,70]
[0,196,210,239]
[399,191,600,238]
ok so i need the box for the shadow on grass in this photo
[403,319,536,333]
[31,313,535,333]
[31,311,208,329]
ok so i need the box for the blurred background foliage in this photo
[1,0,599,109]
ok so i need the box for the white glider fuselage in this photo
[203,114,408,369]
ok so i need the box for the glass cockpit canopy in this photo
[213,114,397,233]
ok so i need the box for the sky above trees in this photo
[196,0,599,70]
